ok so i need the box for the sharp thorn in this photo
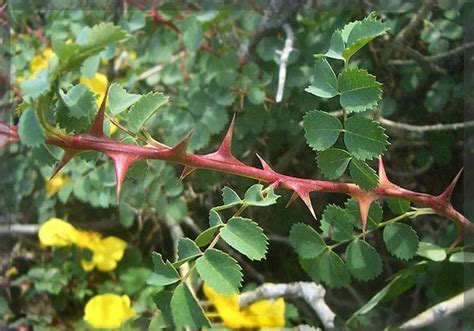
[179,166,196,180]
[169,130,194,158]
[285,191,298,208]
[378,156,389,185]
[256,153,274,172]
[107,152,141,203]
[438,168,463,202]
[216,114,236,158]
[89,82,111,137]
[50,150,79,179]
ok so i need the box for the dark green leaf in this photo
[338,69,382,113]
[305,58,338,98]
[304,110,342,151]
[171,283,211,328]
[346,240,383,281]
[220,217,268,261]
[383,223,419,260]
[18,107,45,147]
[195,249,242,295]
[195,225,223,247]
[317,148,352,179]
[386,197,411,215]
[301,250,350,288]
[320,204,354,242]
[289,223,326,259]
[349,159,379,191]
[147,252,180,286]
[177,238,201,261]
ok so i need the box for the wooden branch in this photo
[275,23,294,103]
[379,118,474,133]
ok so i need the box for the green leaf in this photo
[342,14,389,62]
[338,69,382,113]
[304,110,342,151]
[195,225,223,247]
[209,209,223,226]
[171,283,211,328]
[449,251,474,263]
[317,148,352,179]
[59,84,96,119]
[80,55,99,78]
[18,107,45,147]
[220,217,268,261]
[243,184,280,207]
[147,252,180,286]
[126,92,169,132]
[182,17,203,51]
[349,159,379,191]
[154,290,174,327]
[348,262,428,321]
[108,83,141,116]
[383,223,419,260]
[221,186,242,206]
[195,249,243,295]
[320,204,354,242]
[417,242,446,262]
[344,115,388,161]
[289,223,326,259]
[315,30,345,61]
[346,199,383,230]
[301,250,350,288]
[248,87,266,105]
[177,238,201,261]
[20,70,50,99]
[386,197,411,215]
[75,23,129,60]
[346,240,383,281]
[305,58,338,98]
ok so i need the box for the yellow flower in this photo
[38,218,78,247]
[84,294,136,329]
[45,174,70,196]
[80,73,109,106]
[29,48,54,77]
[203,284,285,329]
[77,232,127,272]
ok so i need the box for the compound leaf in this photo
[338,68,382,113]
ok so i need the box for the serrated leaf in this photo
[108,83,141,115]
[317,148,352,179]
[346,199,383,230]
[80,55,99,78]
[305,58,338,98]
[417,242,446,262]
[59,84,96,119]
[301,250,350,288]
[177,238,201,260]
[18,107,45,147]
[77,23,129,60]
[350,159,379,191]
[320,204,354,242]
[383,223,419,260]
[20,70,50,99]
[343,14,389,62]
[304,110,342,151]
[147,252,180,286]
[221,186,242,207]
[338,69,382,113]
[220,217,268,261]
[449,251,474,263]
[126,92,169,132]
[315,30,345,61]
[344,116,388,160]
[386,197,411,215]
[289,223,326,259]
[171,283,211,328]
[195,249,243,295]
[346,240,383,281]
[195,225,223,247]
[243,184,280,207]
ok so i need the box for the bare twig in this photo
[395,0,434,43]
[380,117,474,133]
[399,287,474,329]
[0,224,40,235]
[238,282,336,330]
[389,42,474,66]
[389,41,447,74]
[275,23,294,103]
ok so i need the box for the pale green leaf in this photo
[417,242,446,262]
[209,209,223,227]
[383,223,419,260]
[289,223,326,259]
[195,249,243,295]
[220,217,268,261]
[147,252,180,286]
[304,110,342,151]
[344,115,388,160]
[317,148,352,179]
[346,240,383,281]
[315,30,345,61]
[338,68,382,113]
[350,159,379,191]
[305,58,338,98]
[182,17,203,51]
[449,251,474,263]
[59,84,96,119]
[126,92,169,132]
[320,204,354,242]
[177,238,201,261]
[18,108,45,147]
[20,70,50,99]
[171,283,211,328]
[108,83,141,115]
[248,87,266,105]
[222,186,242,206]
[243,184,280,207]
